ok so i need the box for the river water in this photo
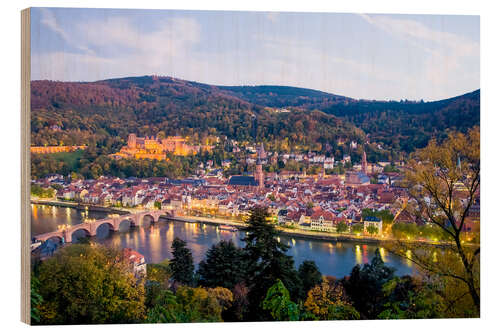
[31,204,416,277]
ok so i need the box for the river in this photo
[31,204,416,277]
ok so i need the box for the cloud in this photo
[357,14,479,99]
[39,8,94,55]
[33,13,202,81]
[358,14,478,57]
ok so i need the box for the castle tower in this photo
[255,158,264,189]
[128,133,137,149]
[362,150,368,174]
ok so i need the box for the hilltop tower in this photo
[362,150,368,174]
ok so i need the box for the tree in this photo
[298,260,323,300]
[378,275,444,319]
[262,279,299,321]
[170,237,194,285]
[146,286,223,323]
[242,207,301,320]
[366,225,379,235]
[304,276,359,320]
[207,287,234,312]
[147,259,171,287]
[343,248,396,319]
[174,286,223,322]
[351,224,363,235]
[33,244,145,324]
[390,127,480,314]
[30,275,43,324]
[227,282,250,321]
[198,240,246,289]
[336,221,348,233]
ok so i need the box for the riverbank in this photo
[169,215,388,245]
[30,198,129,215]
[168,215,465,248]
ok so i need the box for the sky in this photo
[31,8,479,101]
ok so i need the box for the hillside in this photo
[218,85,480,152]
[31,75,479,155]
[30,76,360,151]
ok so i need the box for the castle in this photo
[114,134,212,160]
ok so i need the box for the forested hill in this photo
[31,75,479,155]
[30,76,361,152]
[217,85,354,108]
[218,85,480,152]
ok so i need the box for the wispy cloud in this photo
[358,14,479,98]
[358,14,478,57]
[34,13,202,81]
[39,8,94,55]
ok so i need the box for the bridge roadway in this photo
[33,209,172,243]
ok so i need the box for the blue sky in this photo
[31,8,479,101]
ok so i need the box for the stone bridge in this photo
[34,209,173,244]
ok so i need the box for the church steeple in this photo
[255,157,264,189]
[362,150,368,174]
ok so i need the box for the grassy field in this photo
[50,149,85,171]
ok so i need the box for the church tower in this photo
[255,158,264,189]
[258,142,267,160]
[362,150,368,174]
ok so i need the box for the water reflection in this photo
[31,205,416,277]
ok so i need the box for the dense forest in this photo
[219,85,480,153]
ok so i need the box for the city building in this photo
[363,216,383,234]
[122,248,147,278]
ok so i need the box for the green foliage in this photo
[383,164,400,173]
[198,240,246,289]
[170,237,194,285]
[146,286,222,323]
[147,259,171,287]
[303,276,360,320]
[336,221,348,233]
[153,201,162,210]
[262,279,300,321]
[33,244,146,324]
[362,209,394,224]
[298,261,323,300]
[391,222,419,239]
[343,248,396,319]
[30,184,56,198]
[366,225,379,235]
[243,207,302,320]
[30,275,43,323]
[351,224,363,234]
[378,276,444,319]
[325,303,361,320]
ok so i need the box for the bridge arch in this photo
[44,235,64,244]
[94,221,117,237]
[117,218,133,232]
[69,226,92,243]
[140,214,155,227]
[94,220,117,231]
